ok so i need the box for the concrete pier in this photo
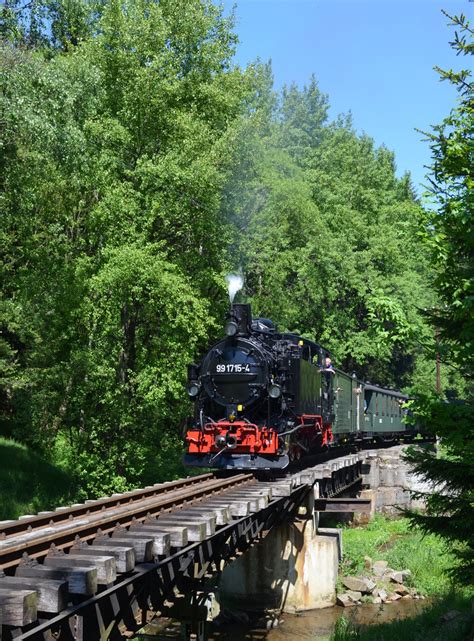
[219,517,338,613]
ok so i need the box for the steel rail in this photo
[0,450,365,570]
[0,452,366,640]
[0,473,253,570]
[13,487,310,641]
[0,473,217,539]
[0,439,409,543]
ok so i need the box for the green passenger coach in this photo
[363,383,407,434]
[329,372,409,440]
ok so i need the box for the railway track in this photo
[0,452,364,640]
[0,472,255,570]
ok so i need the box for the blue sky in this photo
[222,0,471,194]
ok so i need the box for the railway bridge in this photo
[0,445,423,641]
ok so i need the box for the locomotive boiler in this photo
[184,303,411,471]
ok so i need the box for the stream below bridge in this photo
[140,598,431,640]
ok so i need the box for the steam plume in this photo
[226,273,244,303]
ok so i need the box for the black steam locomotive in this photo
[184,304,413,471]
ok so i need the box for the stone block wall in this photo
[361,445,433,515]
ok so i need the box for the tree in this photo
[404,12,474,586]
[223,78,433,389]
[0,0,255,496]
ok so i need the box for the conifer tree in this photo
[404,12,474,586]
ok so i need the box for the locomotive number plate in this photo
[215,364,251,373]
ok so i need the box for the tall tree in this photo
[223,79,433,389]
[0,0,255,495]
[405,12,473,585]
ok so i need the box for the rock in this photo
[364,556,372,570]
[394,584,409,595]
[376,588,388,602]
[346,590,363,602]
[365,578,377,593]
[372,596,382,604]
[401,569,412,580]
[372,560,388,576]
[388,571,405,584]
[440,610,461,622]
[337,594,355,607]
[401,594,412,600]
[341,576,372,593]
[388,593,402,602]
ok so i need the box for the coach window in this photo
[375,395,379,416]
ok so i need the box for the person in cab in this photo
[321,356,335,374]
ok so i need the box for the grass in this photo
[328,514,473,640]
[338,514,462,596]
[0,437,76,520]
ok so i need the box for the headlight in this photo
[215,435,226,449]
[268,383,282,399]
[226,434,238,449]
[187,382,200,397]
[224,320,238,336]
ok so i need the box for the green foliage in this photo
[1,0,252,496]
[0,0,449,506]
[0,437,75,519]
[339,515,458,596]
[420,12,474,380]
[223,80,433,389]
[404,397,474,585]
[1,0,94,50]
[405,12,474,587]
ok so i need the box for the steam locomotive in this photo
[184,303,413,471]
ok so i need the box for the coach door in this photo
[334,372,352,433]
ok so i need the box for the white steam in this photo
[226,273,244,303]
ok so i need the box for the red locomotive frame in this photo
[185,414,333,459]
